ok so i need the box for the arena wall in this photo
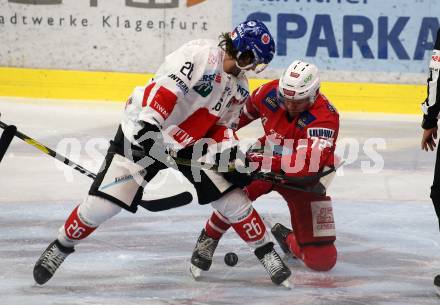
[0,0,437,114]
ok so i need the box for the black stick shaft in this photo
[0,120,97,179]
[0,118,194,211]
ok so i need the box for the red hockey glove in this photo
[244,179,273,201]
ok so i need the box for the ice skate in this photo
[255,242,291,287]
[33,239,74,285]
[271,223,293,254]
[190,229,219,279]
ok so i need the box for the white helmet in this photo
[278,60,320,104]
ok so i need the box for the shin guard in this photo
[231,208,270,249]
[62,206,97,245]
[278,189,337,271]
[205,210,231,240]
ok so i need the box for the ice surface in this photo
[0,98,439,305]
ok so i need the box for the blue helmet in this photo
[230,20,275,71]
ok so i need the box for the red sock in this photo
[64,206,97,241]
[230,208,266,243]
[205,211,231,240]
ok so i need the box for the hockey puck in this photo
[224,252,238,267]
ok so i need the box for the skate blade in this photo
[189,264,202,280]
[280,279,291,289]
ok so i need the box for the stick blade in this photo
[0,125,17,163]
[138,191,193,212]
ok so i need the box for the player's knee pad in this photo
[79,195,122,226]
[286,234,337,271]
[302,242,337,272]
[210,188,252,223]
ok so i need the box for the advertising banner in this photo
[233,0,439,74]
[0,0,231,72]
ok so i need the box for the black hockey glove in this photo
[215,146,256,188]
[222,168,254,188]
[133,121,170,168]
[134,121,162,152]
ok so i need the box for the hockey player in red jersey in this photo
[192,60,339,273]
[32,20,292,287]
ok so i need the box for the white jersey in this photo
[421,28,440,129]
[121,39,250,151]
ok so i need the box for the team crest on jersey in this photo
[307,128,335,139]
[193,82,212,97]
[193,73,218,97]
[262,89,279,112]
[296,112,316,129]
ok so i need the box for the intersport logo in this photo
[8,0,207,8]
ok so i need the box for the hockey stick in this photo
[0,119,193,212]
[127,150,333,195]
[168,158,337,195]
[0,117,337,203]
[255,161,344,187]
[0,120,98,179]
[0,119,17,163]
[172,156,341,191]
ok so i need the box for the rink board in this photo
[0,67,425,114]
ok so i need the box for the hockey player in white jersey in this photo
[420,27,440,295]
[33,20,291,287]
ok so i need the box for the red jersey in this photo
[238,80,339,176]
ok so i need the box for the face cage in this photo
[235,50,269,73]
[235,61,269,73]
